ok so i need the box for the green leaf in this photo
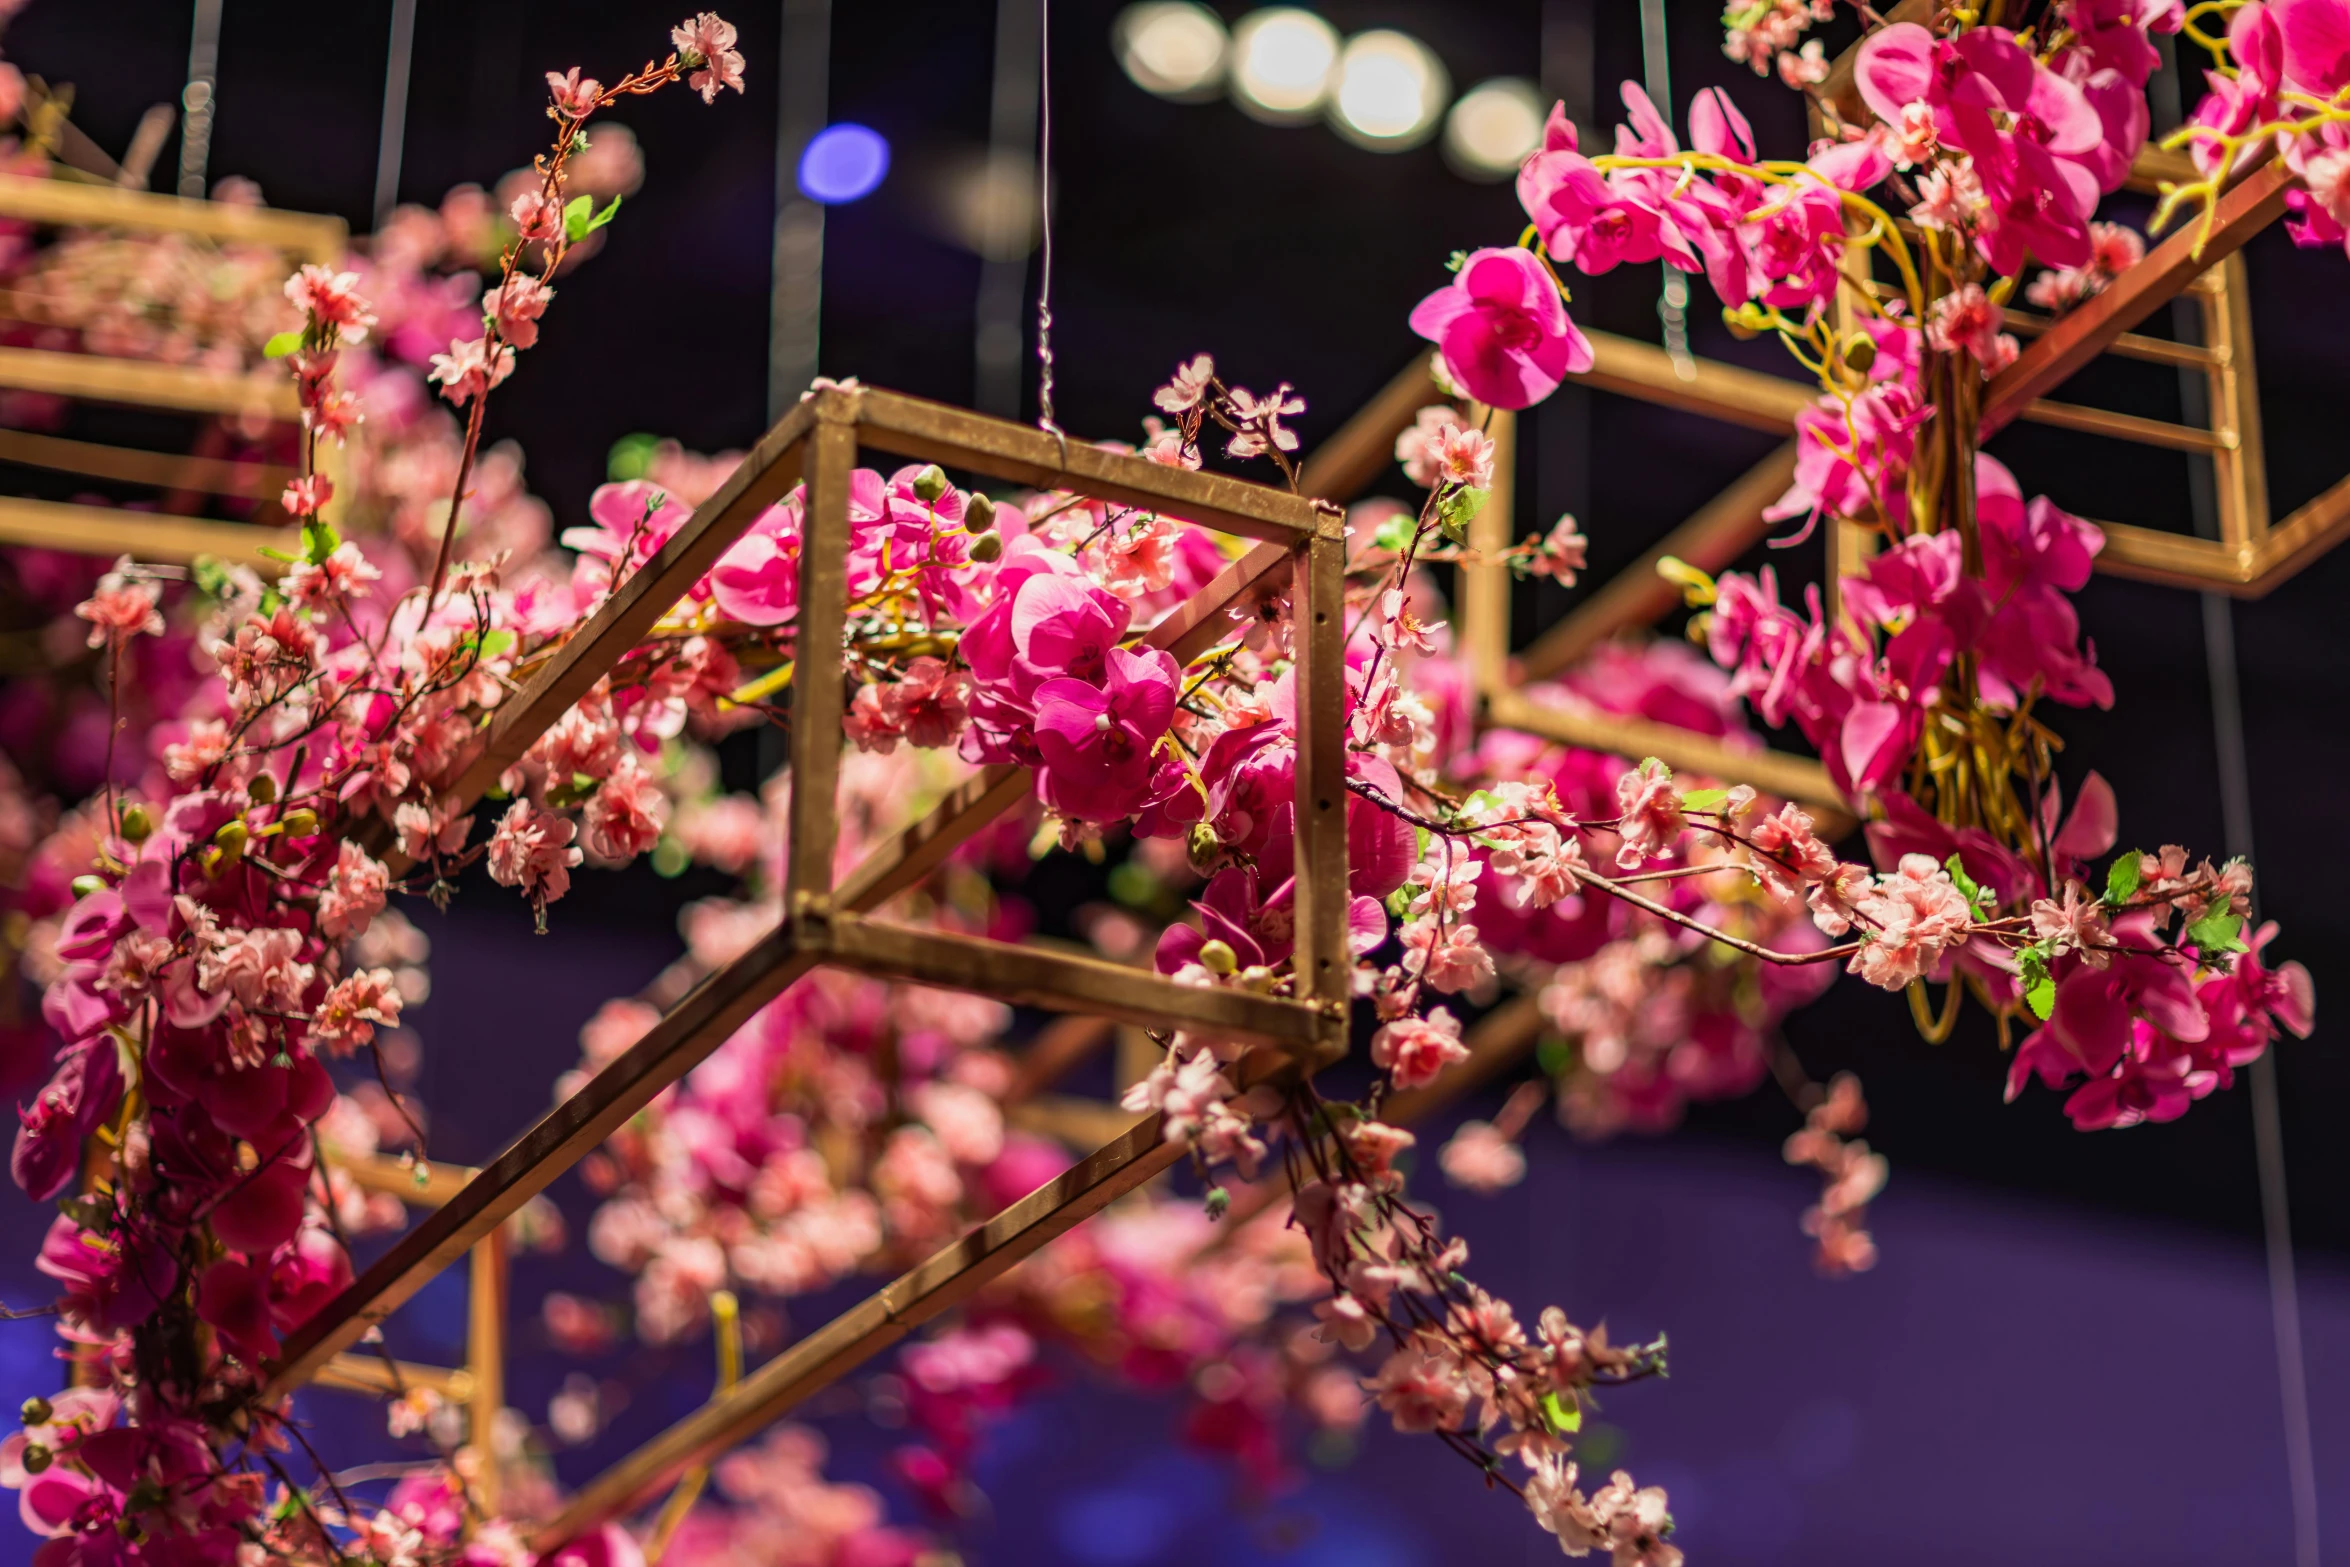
[477,629,517,659]
[607,432,661,481]
[2185,907,2246,955]
[585,193,622,234]
[1434,485,1487,542]
[262,329,304,360]
[1680,788,1729,812]
[301,518,340,565]
[256,546,297,564]
[561,194,595,243]
[189,555,235,598]
[1535,1035,1573,1077]
[1540,1390,1584,1435]
[1943,854,1986,910]
[2104,852,2143,907]
[1372,509,1418,555]
[2025,974,2056,1020]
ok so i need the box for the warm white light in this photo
[1329,29,1448,149]
[1444,77,1546,179]
[1114,3,1228,101]
[1229,8,1340,123]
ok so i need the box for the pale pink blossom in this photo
[483,273,555,349]
[545,67,603,119]
[909,1080,1004,1166]
[1440,1121,1527,1192]
[672,12,747,102]
[283,540,380,606]
[1611,759,1685,868]
[318,842,390,941]
[283,265,376,344]
[1909,156,1987,232]
[1121,1047,1229,1141]
[1365,1341,1471,1432]
[486,799,584,910]
[74,559,162,648]
[1371,1008,1470,1089]
[163,719,230,783]
[510,188,560,241]
[1521,514,1589,582]
[426,335,517,406]
[1153,353,1215,414]
[880,656,971,748]
[1394,404,1466,487]
[1741,802,1836,897]
[393,799,473,862]
[2030,883,2115,966]
[1397,918,1496,994]
[582,755,667,862]
[311,969,402,1055]
[1925,283,2018,373]
[1224,382,1305,460]
[1849,853,1974,989]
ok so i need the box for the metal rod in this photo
[769,0,832,420]
[974,0,1042,416]
[373,0,419,229]
[177,0,224,198]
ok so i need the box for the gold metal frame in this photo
[0,171,342,562]
[311,1147,511,1516]
[260,385,1350,1550]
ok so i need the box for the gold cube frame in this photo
[259,385,1351,1550]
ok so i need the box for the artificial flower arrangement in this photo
[0,1,2333,1562]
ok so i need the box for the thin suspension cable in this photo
[973,0,1043,417]
[177,0,225,198]
[1636,0,1694,380]
[769,0,833,422]
[2146,37,2320,1564]
[373,0,418,229]
[1034,0,1060,439]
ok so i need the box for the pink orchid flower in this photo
[1407,247,1595,410]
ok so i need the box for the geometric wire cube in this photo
[259,386,1351,1550]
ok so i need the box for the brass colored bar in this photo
[2238,473,2350,592]
[1513,442,1797,682]
[467,1229,509,1518]
[1288,530,1351,1035]
[2019,397,2226,454]
[0,172,346,262]
[1296,356,1443,501]
[1146,540,1292,662]
[800,913,1327,1049]
[0,495,296,563]
[0,345,298,419]
[1004,1016,1120,1105]
[787,409,858,909]
[1488,688,1854,834]
[832,764,1031,913]
[2206,251,2267,559]
[1460,406,1513,700]
[314,1355,475,1402]
[384,398,818,876]
[319,1147,480,1208]
[531,1108,1192,1548]
[262,926,820,1399]
[1983,162,2297,436]
[1006,1094,1149,1148]
[1573,331,1814,433]
[849,388,1330,544]
[1997,307,2219,370]
[0,426,292,498]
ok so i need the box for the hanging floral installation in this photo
[0,0,2335,1563]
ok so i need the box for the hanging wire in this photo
[973,0,1043,416]
[372,0,418,229]
[177,0,224,197]
[1034,0,1062,443]
[1636,0,1695,381]
[2145,35,2319,1566]
[770,0,833,422]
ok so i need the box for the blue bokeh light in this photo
[797,123,891,204]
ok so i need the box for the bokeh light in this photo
[797,123,891,204]
[1113,2,1229,101]
[1329,30,1448,150]
[1444,77,1547,179]
[1229,8,1340,124]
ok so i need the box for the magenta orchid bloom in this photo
[1407,247,1595,410]
[1032,646,1179,822]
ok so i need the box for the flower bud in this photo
[118,804,152,843]
[1238,965,1276,993]
[1841,333,1877,373]
[1187,822,1222,869]
[279,808,319,839]
[1203,1185,1230,1220]
[212,820,249,863]
[247,773,278,805]
[969,533,1003,563]
[71,875,104,899]
[911,464,950,504]
[21,1443,50,1473]
[1197,939,1238,976]
[964,492,997,533]
[21,1396,51,1426]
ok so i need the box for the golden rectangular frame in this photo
[257,386,1350,1551]
[0,172,344,562]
